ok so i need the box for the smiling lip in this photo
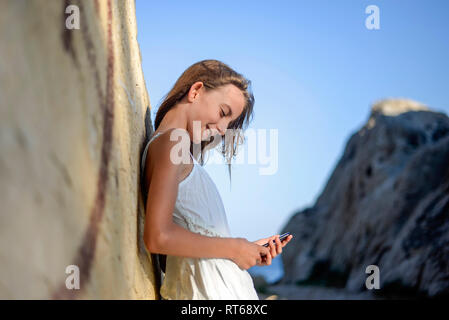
[202,126,211,140]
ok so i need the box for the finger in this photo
[256,237,270,246]
[260,247,269,258]
[275,236,282,254]
[269,237,277,258]
[265,252,272,266]
[280,235,289,246]
[282,235,293,247]
[261,254,269,265]
[258,253,270,266]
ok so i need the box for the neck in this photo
[157,100,207,147]
[157,102,189,133]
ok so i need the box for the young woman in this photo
[141,59,293,300]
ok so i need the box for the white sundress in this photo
[141,130,259,300]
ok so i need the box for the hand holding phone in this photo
[262,232,291,247]
[255,232,293,264]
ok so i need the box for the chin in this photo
[200,128,211,141]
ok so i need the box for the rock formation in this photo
[0,0,157,299]
[280,98,449,298]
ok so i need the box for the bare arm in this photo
[143,129,269,269]
[149,221,237,259]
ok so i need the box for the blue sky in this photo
[135,0,449,247]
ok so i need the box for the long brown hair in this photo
[153,59,255,185]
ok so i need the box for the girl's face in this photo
[186,82,246,144]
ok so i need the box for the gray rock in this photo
[280,99,449,299]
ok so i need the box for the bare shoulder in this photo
[145,128,191,185]
[147,129,180,171]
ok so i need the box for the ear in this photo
[187,81,204,101]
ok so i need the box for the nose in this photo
[209,123,226,136]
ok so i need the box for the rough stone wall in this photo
[0,0,157,299]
